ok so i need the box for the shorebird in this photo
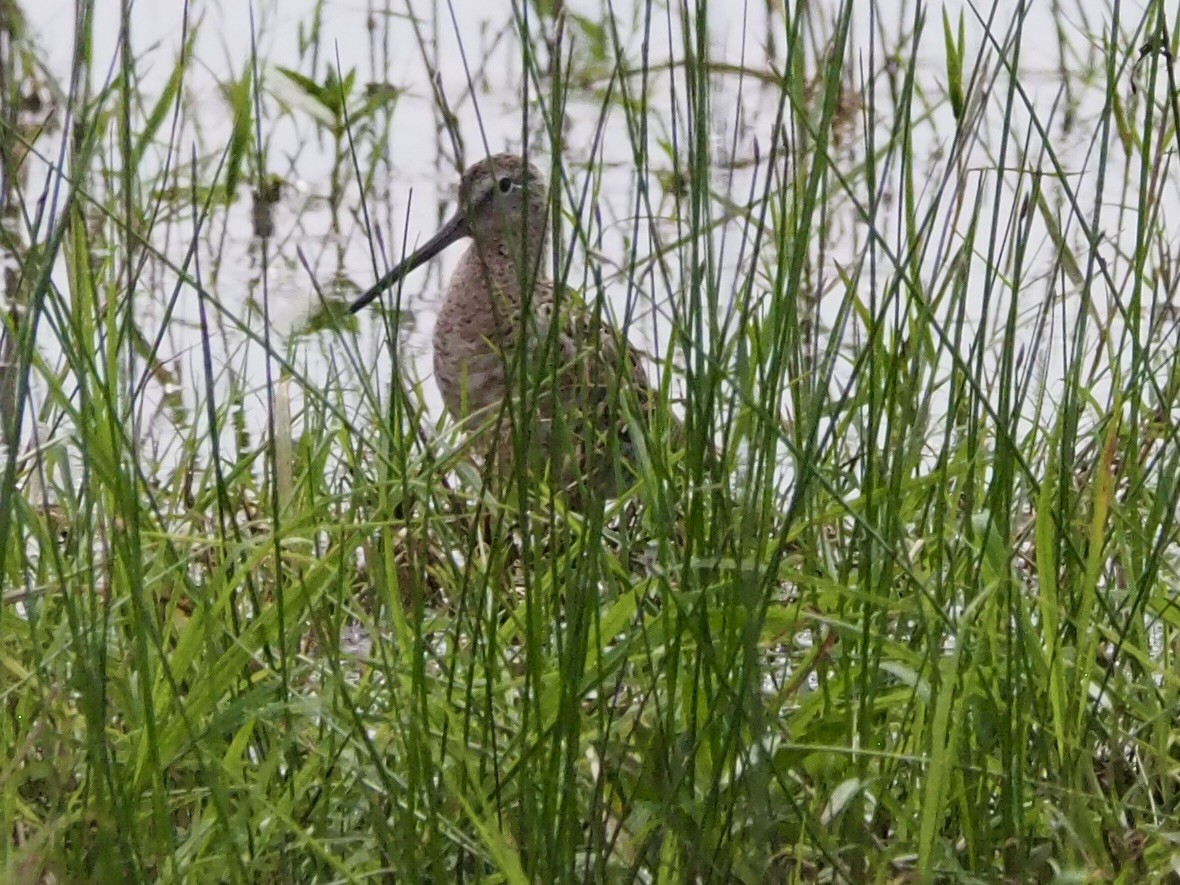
[349,152,654,503]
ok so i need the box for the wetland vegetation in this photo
[1,0,1178,881]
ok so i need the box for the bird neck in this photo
[464,225,549,303]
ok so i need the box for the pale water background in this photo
[12,0,1170,469]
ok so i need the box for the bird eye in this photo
[497,176,515,194]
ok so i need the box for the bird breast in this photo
[432,244,527,423]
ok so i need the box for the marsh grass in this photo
[1,0,1179,881]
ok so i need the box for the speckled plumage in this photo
[351,153,652,502]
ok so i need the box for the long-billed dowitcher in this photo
[349,153,653,502]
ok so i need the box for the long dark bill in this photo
[348,212,470,313]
